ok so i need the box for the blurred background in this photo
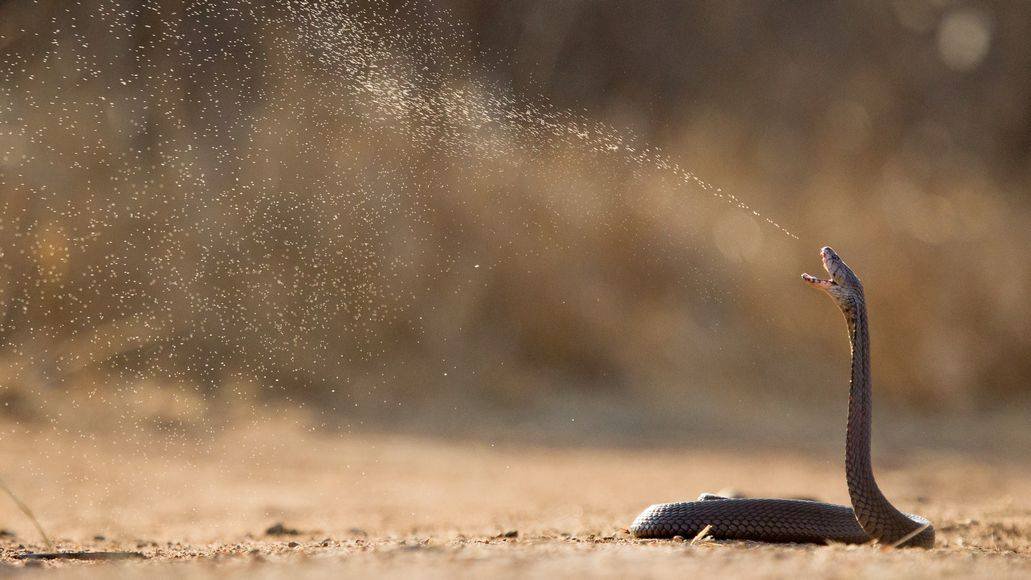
[0,0,1028,446]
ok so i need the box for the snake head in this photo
[802,246,864,302]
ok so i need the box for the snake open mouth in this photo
[801,272,833,287]
[802,246,843,288]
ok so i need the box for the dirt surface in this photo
[0,417,1028,579]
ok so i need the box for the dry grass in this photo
[0,0,1029,417]
[0,476,52,550]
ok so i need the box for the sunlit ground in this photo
[0,398,1028,578]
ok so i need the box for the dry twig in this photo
[0,475,52,550]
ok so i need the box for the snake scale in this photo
[629,247,934,548]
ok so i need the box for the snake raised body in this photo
[629,247,934,548]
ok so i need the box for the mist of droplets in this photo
[0,0,793,425]
[282,0,798,238]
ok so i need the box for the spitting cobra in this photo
[629,247,934,548]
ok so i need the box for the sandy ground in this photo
[0,416,1028,579]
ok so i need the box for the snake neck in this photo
[842,295,919,542]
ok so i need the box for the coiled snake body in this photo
[629,247,934,548]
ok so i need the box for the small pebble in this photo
[266,523,301,536]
